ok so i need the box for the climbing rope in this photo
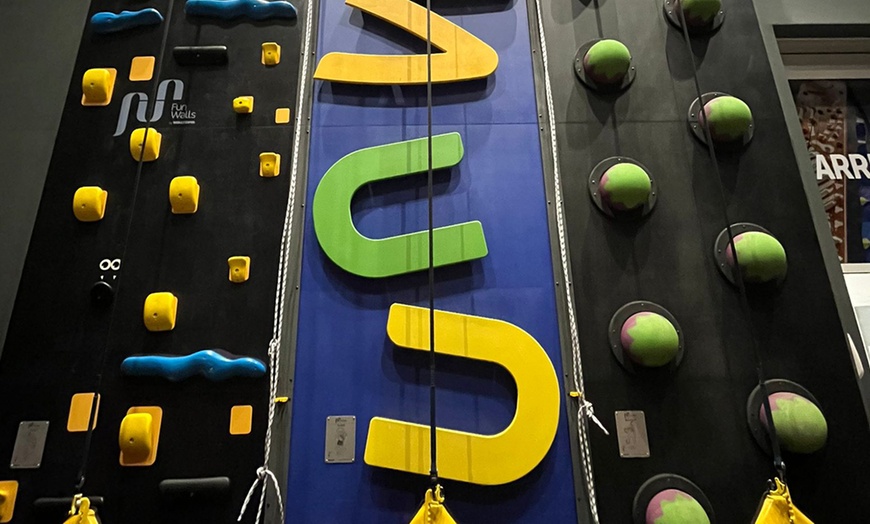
[673,3,787,485]
[72,0,178,496]
[529,0,606,522]
[425,0,440,492]
[237,0,316,521]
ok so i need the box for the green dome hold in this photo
[583,39,632,86]
[646,489,711,524]
[725,231,787,283]
[761,392,828,454]
[678,0,722,27]
[620,312,680,367]
[703,96,753,143]
[599,163,652,211]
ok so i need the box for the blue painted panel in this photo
[286,0,578,522]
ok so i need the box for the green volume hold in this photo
[313,132,488,278]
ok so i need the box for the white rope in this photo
[237,0,316,520]
[530,0,604,521]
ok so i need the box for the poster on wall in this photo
[792,79,870,262]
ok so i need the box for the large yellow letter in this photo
[314,0,498,85]
[364,304,560,485]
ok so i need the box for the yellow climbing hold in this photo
[81,68,116,106]
[169,176,200,214]
[259,152,281,177]
[119,406,162,466]
[143,292,177,332]
[228,256,251,283]
[0,481,18,523]
[233,96,254,114]
[129,127,162,162]
[72,187,107,222]
[262,42,281,65]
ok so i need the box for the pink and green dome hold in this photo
[620,312,680,367]
[760,392,828,454]
[646,489,710,524]
[725,231,787,283]
[600,163,652,211]
[583,39,632,85]
[677,0,722,27]
[703,96,753,142]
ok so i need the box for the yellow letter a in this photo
[314,0,498,85]
[364,304,561,485]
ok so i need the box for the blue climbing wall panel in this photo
[285,0,580,522]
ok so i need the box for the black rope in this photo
[74,0,178,492]
[674,6,786,483]
[425,0,439,488]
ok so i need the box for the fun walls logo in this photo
[114,79,195,136]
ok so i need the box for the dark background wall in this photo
[0,0,91,352]
[757,0,868,25]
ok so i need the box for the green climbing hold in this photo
[726,231,787,283]
[646,489,711,524]
[312,132,488,278]
[583,39,632,85]
[600,163,651,211]
[679,0,722,27]
[762,392,828,454]
[703,96,753,143]
[621,312,680,367]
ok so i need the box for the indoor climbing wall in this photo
[0,1,303,523]
[284,0,582,521]
[536,0,870,522]
[3,0,870,523]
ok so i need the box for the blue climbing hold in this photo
[185,0,297,21]
[121,350,267,381]
[91,9,164,34]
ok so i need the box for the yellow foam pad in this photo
[81,68,117,106]
[169,176,200,214]
[259,152,281,178]
[261,42,281,65]
[130,56,155,81]
[233,96,254,114]
[119,406,162,466]
[275,107,291,125]
[143,292,177,332]
[129,127,162,162]
[67,393,100,432]
[0,481,18,523]
[72,187,108,222]
[228,256,251,283]
[230,405,253,435]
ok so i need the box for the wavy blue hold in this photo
[91,9,164,34]
[185,0,297,20]
[121,350,267,381]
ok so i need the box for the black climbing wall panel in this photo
[0,1,302,522]
[535,0,870,521]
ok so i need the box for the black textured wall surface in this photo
[0,1,302,523]
[536,0,870,521]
